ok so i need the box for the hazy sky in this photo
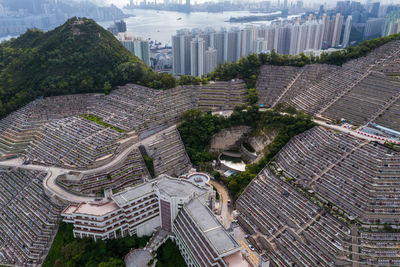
[92,0,399,7]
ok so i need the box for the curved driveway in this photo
[0,119,381,204]
[0,125,177,204]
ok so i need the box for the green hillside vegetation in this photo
[44,222,149,267]
[143,155,155,177]
[178,107,315,198]
[0,17,177,118]
[155,239,187,267]
[80,114,126,133]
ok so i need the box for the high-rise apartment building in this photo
[252,38,266,54]
[190,37,205,77]
[204,47,218,74]
[383,10,400,37]
[386,19,400,36]
[107,20,126,36]
[276,25,291,54]
[298,23,309,53]
[172,17,343,76]
[224,27,241,63]
[332,13,344,47]
[364,18,385,39]
[342,15,352,47]
[240,26,256,57]
[288,21,323,55]
[172,29,192,76]
[267,26,278,52]
[321,13,344,48]
[117,33,151,66]
[369,2,380,18]
[323,14,333,47]
[214,29,226,65]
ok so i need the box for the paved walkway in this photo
[0,125,178,204]
[209,180,234,228]
[352,227,359,267]
[125,249,153,267]
[313,119,385,144]
[240,240,259,267]
[0,115,384,205]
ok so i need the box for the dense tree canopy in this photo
[44,222,149,267]
[178,110,228,165]
[178,107,315,198]
[226,109,315,198]
[0,17,178,118]
[155,239,187,267]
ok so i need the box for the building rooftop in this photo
[62,204,79,215]
[155,176,207,198]
[112,182,154,206]
[63,201,119,216]
[112,175,208,206]
[185,198,239,255]
[223,251,252,267]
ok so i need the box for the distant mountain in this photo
[0,17,156,118]
[0,0,129,37]
[1,0,127,19]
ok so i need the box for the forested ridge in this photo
[0,17,177,118]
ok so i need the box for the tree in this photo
[159,73,176,89]
[155,240,186,267]
[104,81,112,95]
[98,258,124,267]
[177,108,315,198]
[44,222,150,267]
[247,88,258,105]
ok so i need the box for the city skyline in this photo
[100,0,398,8]
[172,14,345,76]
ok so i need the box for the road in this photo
[258,109,384,143]
[209,179,234,228]
[0,125,178,204]
[0,116,381,205]
[313,119,385,143]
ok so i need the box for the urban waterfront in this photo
[99,9,287,45]
[1,9,291,44]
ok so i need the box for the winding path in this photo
[0,116,382,205]
[0,125,177,204]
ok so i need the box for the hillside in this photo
[0,17,174,118]
[209,33,400,88]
